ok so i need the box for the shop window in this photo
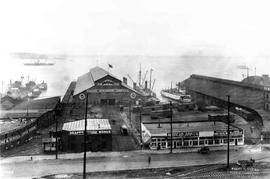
[177,141,182,147]
[199,140,204,145]
[184,141,189,146]
[208,140,213,145]
[215,140,220,144]
[161,142,166,148]
[193,140,198,145]
[224,139,228,144]
[238,138,243,143]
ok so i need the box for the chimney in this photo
[145,81,148,90]
[262,74,269,81]
[123,77,127,84]
[133,82,137,89]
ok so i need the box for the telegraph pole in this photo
[227,95,230,169]
[83,93,89,179]
[170,101,173,154]
[139,108,142,149]
[55,112,58,159]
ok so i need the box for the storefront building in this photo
[141,121,244,150]
[61,118,112,152]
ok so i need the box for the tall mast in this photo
[139,64,142,86]
[149,68,153,90]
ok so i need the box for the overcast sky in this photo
[0,0,270,96]
[1,0,270,56]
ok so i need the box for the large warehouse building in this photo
[182,74,270,142]
[141,121,244,150]
[61,119,112,152]
[67,66,146,106]
[182,74,270,111]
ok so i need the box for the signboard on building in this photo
[199,131,214,137]
[69,130,111,135]
[87,89,129,93]
[167,131,199,137]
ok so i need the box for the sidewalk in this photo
[0,145,244,164]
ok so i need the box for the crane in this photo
[151,79,156,91]
[127,74,135,84]
[142,70,148,87]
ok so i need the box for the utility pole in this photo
[139,108,142,149]
[129,101,132,127]
[139,64,142,86]
[83,93,89,179]
[55,111,58,160]
[149,69,153,90]
[170,101,173,154]
[227,95,230,169]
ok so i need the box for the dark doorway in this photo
[101,99,115,105]
[235,139,238,146]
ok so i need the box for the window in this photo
[193,140,198,145]
[238,138,243,143]
[184,140,189,146]
[199,140,204,145]
[215,140,220,144]
[208,140,213,145]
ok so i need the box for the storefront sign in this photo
[214,130,242,137]
[69,130,111,135]
[87,89,129,93]
[199,131,214,137]
[167,131,199,137]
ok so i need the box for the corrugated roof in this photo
[62,81,76,103]
[73,66,144,96]
[73,72,94,96]
[143,121,242,135]
[62,119,111,131]
[12,96,60,110]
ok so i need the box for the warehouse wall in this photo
[185,75,266,110]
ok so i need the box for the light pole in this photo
[227,95,230,169]
[83,93,88,179]
[139,107,142,149]
[55,111,58,160]
[170,101,173,154]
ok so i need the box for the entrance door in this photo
[101,99,115,105]
[108,99,115,105]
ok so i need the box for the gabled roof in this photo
[74,66,118,95]
[73,66,144,96]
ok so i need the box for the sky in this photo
[0,0,270,97]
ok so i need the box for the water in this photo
[0,55,267,100]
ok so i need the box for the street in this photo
[1,148,270,178]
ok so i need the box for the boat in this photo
[6,77,47,100]
[161,89,191,103]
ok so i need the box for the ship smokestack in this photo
[145,81,148,90]
[133,82,136,89]
[123,77,127,85]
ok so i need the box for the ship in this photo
[127,65,160,105]
[6,77,47,100]
[160,85,191,103]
